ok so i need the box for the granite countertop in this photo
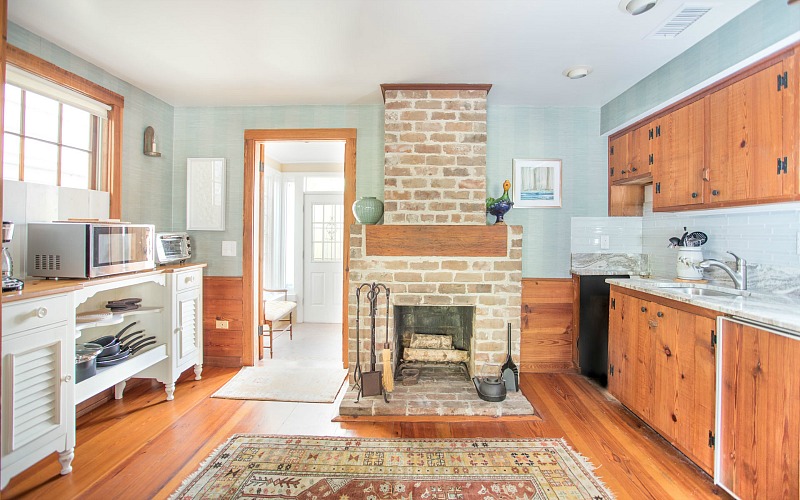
[2,263,207,303]
[607,277,800,335]
[571,253,648,276]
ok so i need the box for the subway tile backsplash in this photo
[571,216,643,254]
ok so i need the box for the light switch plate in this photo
[221,240,237,256]
[600,235,610,250]
[215,319,229,329]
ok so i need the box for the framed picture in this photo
[512,159,562,208]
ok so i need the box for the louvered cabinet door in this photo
[2,324,71,469]
[173,287,202,371]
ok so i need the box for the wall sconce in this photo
[143,126,161,157]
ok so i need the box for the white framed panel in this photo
[186,158,226,231]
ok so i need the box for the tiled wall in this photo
[7,23,176,230]
[487,106,607,278]
[570,217,642,254]
[641,186,800,279]
[601,0,800,134]
[172,105,384,276]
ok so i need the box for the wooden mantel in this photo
[379,83,492,102]
[364,224,508,257]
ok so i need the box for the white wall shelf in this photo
[75,306,163,336]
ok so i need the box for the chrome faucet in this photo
[699,251,747,290]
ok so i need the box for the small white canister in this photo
[676,247,704,280]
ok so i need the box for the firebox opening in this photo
[393,305,475,378]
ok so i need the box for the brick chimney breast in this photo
[381,84,490,225]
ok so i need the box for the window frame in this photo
[6,44,124,218]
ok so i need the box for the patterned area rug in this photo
[171,435,614,499]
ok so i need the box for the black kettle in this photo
[472,376,507,402]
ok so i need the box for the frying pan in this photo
[131,340,157,355]
[128,336,156,352]
[89,335,121,357]
[120,333,145,350]
[96,347,131,363]
[114,321,139,339]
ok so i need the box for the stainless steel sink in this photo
[654,282,751,297]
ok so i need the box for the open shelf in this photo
[75,344,168,404]
[75,306,163,337]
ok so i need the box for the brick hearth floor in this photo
[338,364,537,417]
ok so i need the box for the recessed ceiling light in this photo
[619,0,660,16]
[562,66,592,80]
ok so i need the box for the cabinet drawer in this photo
[176,269,202,291]
[2,295,70,336]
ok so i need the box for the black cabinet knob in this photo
[691,192,698,198]
[621,170,627,174]
[657,311,664,318]
[631,167,638,172]
[712,189,720,196]
[641,306,647,313]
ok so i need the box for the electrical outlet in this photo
[600,235,610,250]
[215,319,229,329]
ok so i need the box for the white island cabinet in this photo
[1,293,76,489]
[0,264,205,487]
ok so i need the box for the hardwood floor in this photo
[2,369,730,499]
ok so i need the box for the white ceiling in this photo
[8,0,761,108]
[263,141,345,164]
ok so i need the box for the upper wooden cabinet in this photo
[608,44,799,214]
[608,133,629,182]
[652,99,706,209]
[708,56,797,204]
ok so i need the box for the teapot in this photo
[472,376,507,402]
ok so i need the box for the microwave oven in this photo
[27,222,155,278]
[155,232,191,264]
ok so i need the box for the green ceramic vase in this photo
[352,196,384,224]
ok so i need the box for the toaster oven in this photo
[155,232,191,264]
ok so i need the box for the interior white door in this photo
[303,194,343,323]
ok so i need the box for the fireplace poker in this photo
[381,286,393,392]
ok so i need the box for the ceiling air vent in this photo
[647,4,712,39]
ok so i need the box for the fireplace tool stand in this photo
[354,282,390,403]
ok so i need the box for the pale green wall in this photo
[172,106,384,276]
[487,107,607,278]
[7,23,176,230]
[601,0,800,133]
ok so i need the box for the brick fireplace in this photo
[346,84,523,384]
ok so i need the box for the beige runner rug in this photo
[211,361,347,403]
[172,434,613,499]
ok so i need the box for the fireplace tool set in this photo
[354,282,391,403]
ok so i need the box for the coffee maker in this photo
[2,221,24,292]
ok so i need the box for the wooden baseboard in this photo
[203,355,242,368]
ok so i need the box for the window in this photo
[3,72,107,189]
[5,45,124,217]
[310,202,343,262]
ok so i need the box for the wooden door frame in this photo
[243,129,356,367]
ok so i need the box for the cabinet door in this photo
[708,61,787,203]
[174,288,201,370]
[718,319,800,500]
[608,134,629,182]
[630,297,654,420]
[629,124,653,178]
[607,291,623,398]
[653,100,706,208]
[651,304,716,474]
[2,325,71,464]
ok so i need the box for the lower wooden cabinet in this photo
[717,318,800,499]
[608,287,716,474]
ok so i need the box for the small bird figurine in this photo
[486,179,514,225]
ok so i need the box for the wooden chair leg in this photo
[258,333,264,360]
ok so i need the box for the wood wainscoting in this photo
[203,276,245,367]
[520,278,576,373]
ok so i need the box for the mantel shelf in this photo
[364,224,511,257]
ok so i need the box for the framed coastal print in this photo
[512,159,562,208]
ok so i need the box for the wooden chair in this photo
[259,289,296,359]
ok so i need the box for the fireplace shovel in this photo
[501,323,519,392]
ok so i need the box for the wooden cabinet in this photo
[608,287,716,474]
[717,318,800,500]
[608,44,799,215]
[708,57,797,204]
[1,294,75,489]
[520,278,575,373]
[652,99,706,209]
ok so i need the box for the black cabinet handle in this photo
[631,167,638,172]
[712,189,720,196]
[641,306,647,313]
[621,170,627,174]
[691,192,698,198]
[657,311,664,318]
